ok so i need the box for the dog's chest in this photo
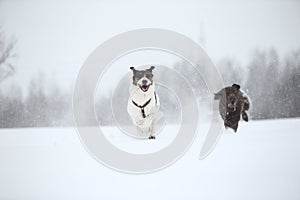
[128,89,157,118]
[130,96,156,117]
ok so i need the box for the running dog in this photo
[127,66,163,139]
[214,84,250,132]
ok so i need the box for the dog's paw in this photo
[242,112,249,122]
[148,135,156,140]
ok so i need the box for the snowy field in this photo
[0,118,300,200]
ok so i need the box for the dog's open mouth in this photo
[227,103,236,112]
[139,84,150,92]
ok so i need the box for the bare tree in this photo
[0,27,15,82]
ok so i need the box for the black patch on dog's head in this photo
[130,66,155,86]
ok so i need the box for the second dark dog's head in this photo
[130,66,155,92]
[226,84,241,113]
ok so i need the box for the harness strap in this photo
[132,98,152,118]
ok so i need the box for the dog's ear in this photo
[214,89,224,100]
[149,66,155,71]
[232,84,240,90]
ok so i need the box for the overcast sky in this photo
[0,0,300,91]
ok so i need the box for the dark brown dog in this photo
[214,84,250,132]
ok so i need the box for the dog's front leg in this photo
[142,116,156,140]
[142,116,155,139]
[148,124,155,140]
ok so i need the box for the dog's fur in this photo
[127,66,163,139]
[214,84,250,132]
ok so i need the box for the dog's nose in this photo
[142,80,148,85]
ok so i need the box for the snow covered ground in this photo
[0,118,299,200]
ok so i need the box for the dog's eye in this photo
[146,74,153,78]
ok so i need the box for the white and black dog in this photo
[127,66,163,139]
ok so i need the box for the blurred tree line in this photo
[0,24,299,127]
[218,48,300,119]
[0,27,73,128]
[0,78,73,128]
